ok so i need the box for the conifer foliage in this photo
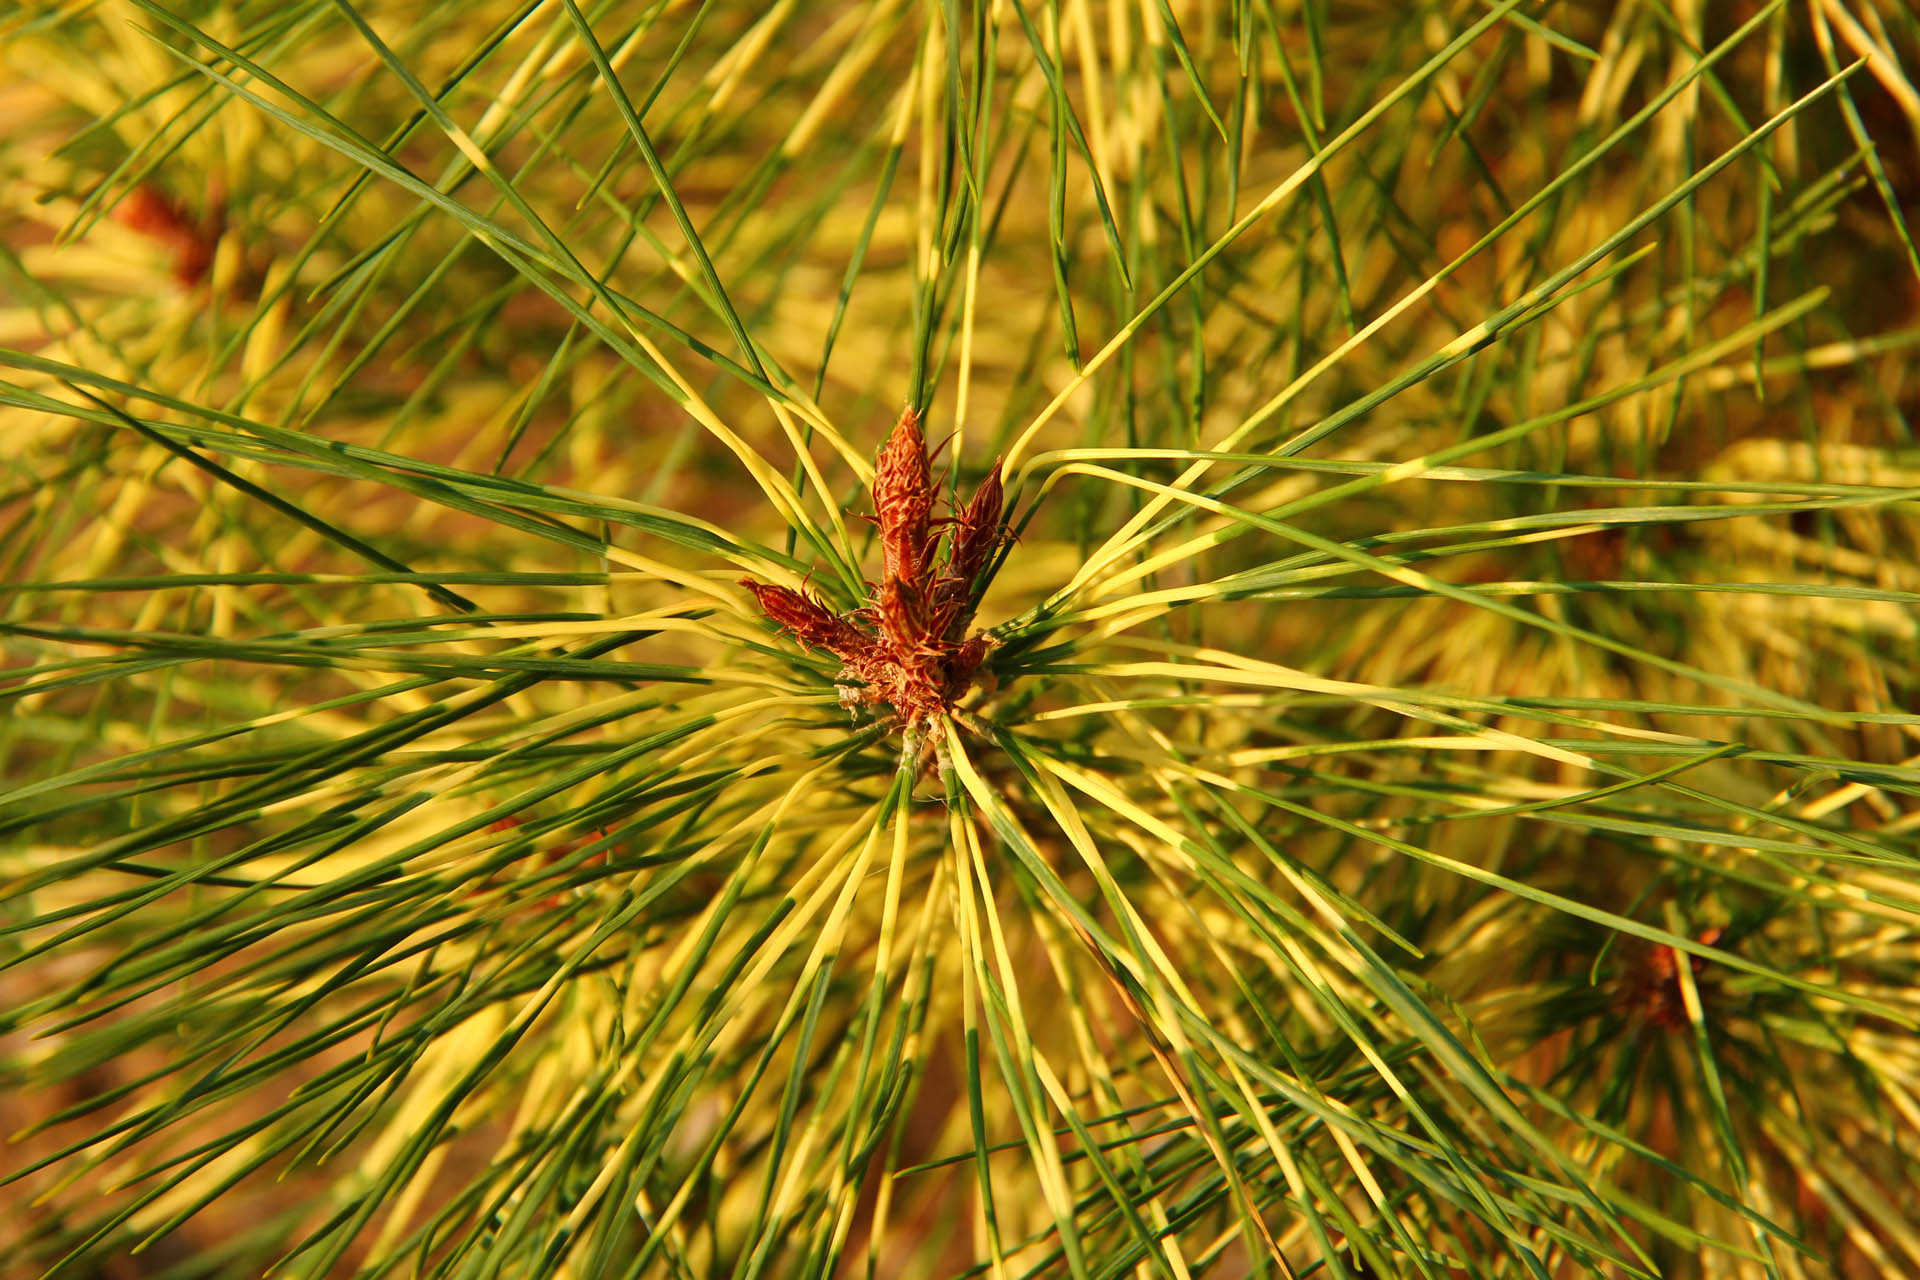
[4,3,1920,1278]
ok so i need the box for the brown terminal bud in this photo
[873,407,935,585]
[113,183,223,288]
[876,576,933,655]
[739,410,1006,736]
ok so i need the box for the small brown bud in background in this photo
[113,183,223,288]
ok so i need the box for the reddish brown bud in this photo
[927,577,967,641]
[873,407,935,585]
[113,184,220,287]
[742,413,1006,734]
[948,460,1004,585]
[1618,927,1724,1031]
[947,633,994,694]
[741,579,867,658]
[876,576,932,655]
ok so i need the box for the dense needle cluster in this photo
[742,407,1005,732]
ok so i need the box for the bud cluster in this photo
[742,407,1006,730]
